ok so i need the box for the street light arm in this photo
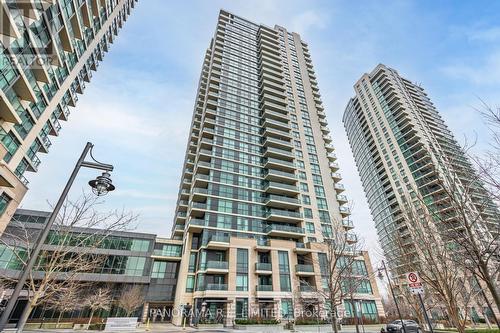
[0,142,115,331]
[80,161,114,172]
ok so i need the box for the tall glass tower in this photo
[170,10,384,325]
[0,0,138,233]
[343,64,499,273]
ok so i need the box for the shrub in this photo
[235,318,280,325]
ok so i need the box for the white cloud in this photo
[290,10,328,36]
[467,26,500,42]
[441,50,500,85]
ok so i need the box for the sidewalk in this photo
[20,323,385,333]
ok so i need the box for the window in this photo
[0,193,11,217]
[281,299,294,319]
[0,130,20,163]
[188,253,197,272]
[151,261,166,278]
[319,211,331,223]
[298,171,307,180]
[304,208,313,218]
[317,198,328,210]
[300,183,309,192]
[236,298,248,319]
[132,239,151,252]
[314,186,325,197]
[186,275,195,292]
[306,222,315,234]
[237,248,248,272]
[236,274,248,291]
[312,174,323,185]
[302,195,311,205]
[218,199,233,213]
[278,251,291,291]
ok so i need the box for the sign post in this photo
[405,272,433,333]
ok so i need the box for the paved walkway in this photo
[20,323,384,333]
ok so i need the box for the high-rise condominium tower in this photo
[0,0,137,233]
[343,64,499,272]
[170,10,384,325]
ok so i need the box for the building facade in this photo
[0,209,181,325]
[343,64,499,280]
[169,10,384,325]
[0,0,138,233]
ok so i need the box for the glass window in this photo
[0,193,11,217]
[237,248,248,272]
[186,275,195,292]
[281,299,294,319]
[236,274,248,291]
[236,298,248,319]
[306,222,315,234]
[302,195,311,205]
[304,208,313,218]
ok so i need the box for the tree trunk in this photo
[16,302,34,333]
[56,311,63,328]
[331,306,339,333]
[87,309,94,327]
[446,304,465,333]
[481,267,500,327]
[350,295,359,333]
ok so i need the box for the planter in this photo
[233,324,285,332]
[197,323,224,329]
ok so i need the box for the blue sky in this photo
[22,0,500,260]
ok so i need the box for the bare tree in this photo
[45,282,83,326]
[0,193,137,331]
[83,287,112,326]
[391,198,481,333]
[117,285,144,317]
[296,220,367,333]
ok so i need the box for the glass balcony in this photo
[209,234,230,243]
[264,224,304,235]
[342,219,354,228]
[256,285,273,292]
[206,261,229,270]
[255,263,272,271]
[265,194,300,205]
[265,209,302,219]
[300,285,314,292]
[265,181,298,192]
[295,264,314,273]
[206,283,227,291]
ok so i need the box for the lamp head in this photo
[89,172,115,196]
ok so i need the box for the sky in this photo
[21,0,500,265]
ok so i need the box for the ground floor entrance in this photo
[145,302,174,323]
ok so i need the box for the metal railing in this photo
[255,263,272,271]
[295,264,314,273]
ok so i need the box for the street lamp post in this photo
[378,260,407,333]
[0,142,115,331]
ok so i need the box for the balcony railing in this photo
[264,169,296,179]
[257,239,270,247]
[342,219,354,228]
[264,157,295,168]
[206,261,229,270]
[255,263,272,271]
[265,225,304,234]
[265,194,300,205]
[256,285,273,292]
[300,285,314,292]
[265,181,298,192]
[209,234,230,243]
[295,264,314,273]
[265,209,302,219]
[205,283,227,291]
